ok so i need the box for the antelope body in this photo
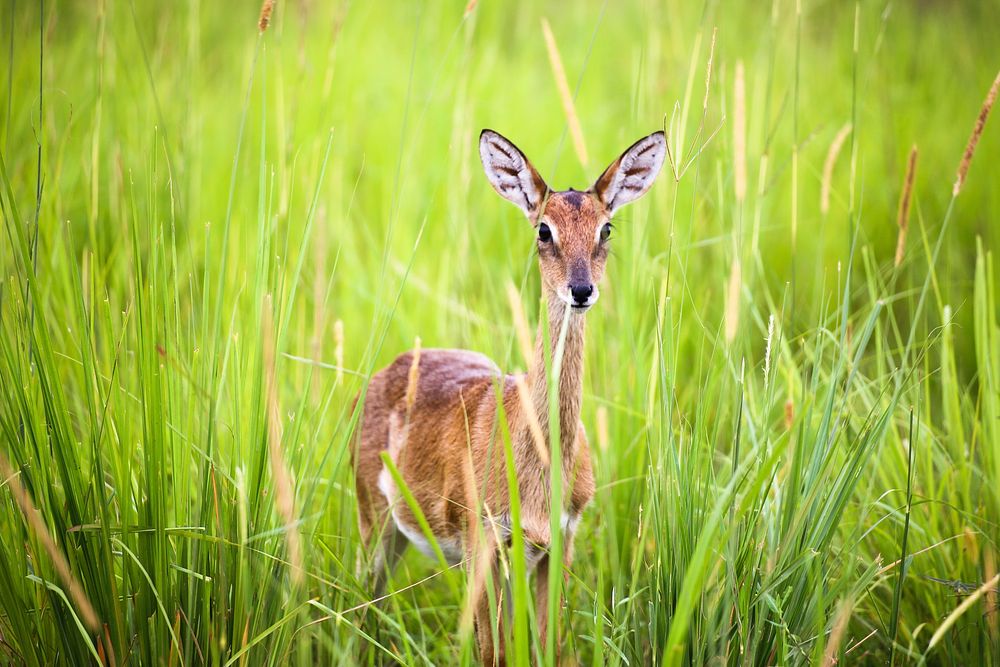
[353,128,665,664]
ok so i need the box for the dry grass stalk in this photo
[541,17,588,167]
[404,336,422,418]
[460,509,501,635]
[986,547,998,638]
[258,0,275,33]
[596,405,609,453]
[894,145,919,267]
[261,294,303,584]
[702,28,718,113]
[784,398,794,431]
[929,573,1000,650]
[822,595,855,666]
[724,256,741,344]
[333,319,344,386]
[514,374,549,467]
[733,60,747,202]
[820,123,853,216]
[505,281,534,367]
[764,314,775,389]
[0,452,100,631]
[457,444,482,635]
[953,69,1000,196]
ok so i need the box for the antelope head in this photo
[479,129,666,311]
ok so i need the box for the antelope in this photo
[352,128,665,664]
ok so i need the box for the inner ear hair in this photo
[592,131,666,215]
[479,129,550,220]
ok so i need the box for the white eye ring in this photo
[594,221,612,243]
[540,219,560,244]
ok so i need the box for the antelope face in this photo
[479,129,666,313]
[536,190,610,311]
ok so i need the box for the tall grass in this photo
[2,0,999,664]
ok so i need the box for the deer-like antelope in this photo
[353,128,665,664]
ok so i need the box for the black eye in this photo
[538,223,552,243]
[600,223,612,242]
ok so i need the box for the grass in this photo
[2,0,1000,664]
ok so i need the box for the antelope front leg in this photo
[472,542,507,666]
[534,527,577,661]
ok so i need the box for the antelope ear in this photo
[479,129,549,220]
[591,131,666,215]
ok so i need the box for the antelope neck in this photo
[526,295,586,468]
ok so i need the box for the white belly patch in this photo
[377,459,464,565]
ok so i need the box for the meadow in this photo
[2,0,1000,664]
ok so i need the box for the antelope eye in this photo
[600,223,612,242]
[538,223,552,243]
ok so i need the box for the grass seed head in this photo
[821,123,853,216]
[953,69,1000,196]
[703,27,718,112]
[895,145,919,267]
[258,0,275,33]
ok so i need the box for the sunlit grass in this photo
[2,1,999,664]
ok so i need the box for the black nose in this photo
[570,284,594,305]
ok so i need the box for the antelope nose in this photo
[570,284,594,305]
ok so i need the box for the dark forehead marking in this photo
[561,189,585,209]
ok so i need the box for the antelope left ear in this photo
[591,131,666,215]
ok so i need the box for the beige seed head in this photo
[894,145,919,268]
[822,596,855,666]
[703,28,718,113]
[953,69,1000,197]
[820,123,853,216]
[258,0,275,33]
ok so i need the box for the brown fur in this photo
[352,130,664,665]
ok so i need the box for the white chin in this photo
[556,293,597,311]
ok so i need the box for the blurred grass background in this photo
[1,0,999,664]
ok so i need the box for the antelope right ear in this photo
[592,131,666,215]
[479,130,549,221]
